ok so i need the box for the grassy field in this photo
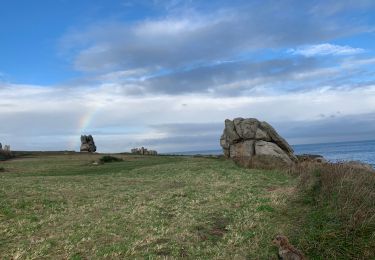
[0,153,299,259]
[1,153,374,259]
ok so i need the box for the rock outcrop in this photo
[0,142,13,160]
[296,154,327,163]
[220,118,296,166]
[80,135,96,153]
[0,144,11,152]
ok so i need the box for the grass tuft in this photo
[99,155,123,163]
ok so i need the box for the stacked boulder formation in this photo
[0,142,12,159]
[131,147,158,155]
[0,143,11,152]
[220,118,297,166]
[80,135,97,153]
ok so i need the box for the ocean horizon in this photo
[167,139,375,166]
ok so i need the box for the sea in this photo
[171,140,375,167]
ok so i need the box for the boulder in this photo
[233,118,259,139]
[230,140,255,158]
[223,119,240,143]
[254,140,293,165]
[259,121,294,154]
[80,135,96,152]
[220,118,296,167]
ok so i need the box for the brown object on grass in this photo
[272,235,305,260]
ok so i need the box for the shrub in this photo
[99,155,123,163]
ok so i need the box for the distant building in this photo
[131,147,158,155]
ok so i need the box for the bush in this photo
[0,167,5,172]
[99,155,123,163]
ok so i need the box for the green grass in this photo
[292,164,375,259]
[1,153,373,259]
[0,153,296,259]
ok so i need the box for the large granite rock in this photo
[220,118,296,167]
[80,135,96,153]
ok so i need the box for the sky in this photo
[1,0,375,153]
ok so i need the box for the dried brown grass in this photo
[293,161,375,231]
[285,161,375,258]
[234,155,375,257]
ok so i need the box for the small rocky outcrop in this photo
[0,142,13,160]
[296,154,327,163]
[80,135,96,153]
[220,118,296,166]
[0,143,11,152]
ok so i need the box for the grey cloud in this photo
[127,113,375,153]
[142,58,318,95]
[62,0,374,73]
[0,111,81,136]
[137,123,223,152]
[275,113,375,144]
[106,55,375,96]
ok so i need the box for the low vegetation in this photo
[99,155,123,163]
[288,162,375,259]
[0,153,295,259]
[0,153,373,259]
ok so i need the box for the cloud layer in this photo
[1,0,375,152]
[1,82,375,152]
[61,0,373,73]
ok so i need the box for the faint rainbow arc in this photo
[68,106,102,151]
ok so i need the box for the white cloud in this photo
[288,43,364,57]
[1,82,375,152]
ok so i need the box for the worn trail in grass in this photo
[0,154,295,259]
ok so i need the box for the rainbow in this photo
[68,107,101,151]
